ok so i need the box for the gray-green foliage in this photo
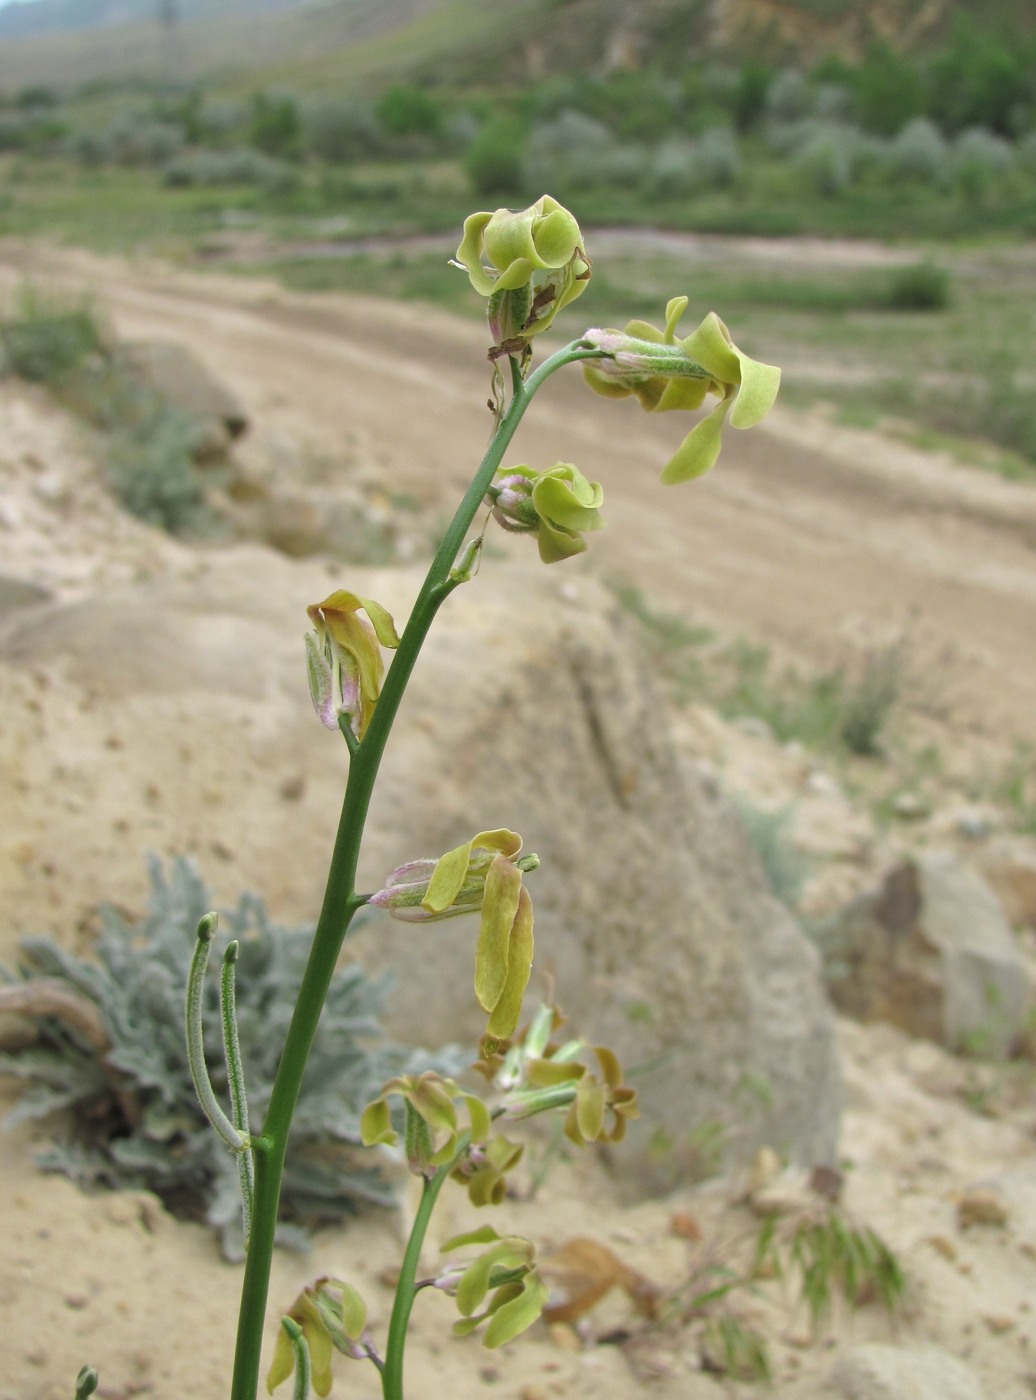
[161,147,299,193]
[0,285,103,384]
[0,857,430,1258]
[734,800,809,908]
[881,117,951,186]
[104,406,212,535]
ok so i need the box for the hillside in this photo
[0,0,1026,102]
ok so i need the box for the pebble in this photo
[957,1188,1010,1229]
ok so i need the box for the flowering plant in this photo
[115,197,780,1400]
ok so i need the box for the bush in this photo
[161,147,299,194]
[104,406,212,535]
[465,115,526,197]
[850,42,924,137]
[0,858,444,1258]
[880,117,950,186]
[248,91,302,160]
[951,126,1014,199]
[884,260,950,311]
[648,136,706,197]
[304,100,382,164]
[927,16,1034,136]
[791,125,860,196]
[1,286,104,384]
[696,125,741,185]
[375,84,442,140]
[765,68,812,122]
[523,108,616,193]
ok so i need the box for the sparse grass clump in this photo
[0,285,104,384]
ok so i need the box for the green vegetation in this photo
[661,1202,907,1382]
[0,283,103,381]
[0,858,439,1259]
[615,579,903,758]
[0,286,220,532]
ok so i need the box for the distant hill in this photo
[0,0,310,41]
[0,0,1027,97]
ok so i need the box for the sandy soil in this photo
[1,244,1036,1400]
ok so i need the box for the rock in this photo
[0,550,840,1192]
[818,854,1029,1056]
[113,340,248,459]
[979,837,1036,930]
[0,574,51,618]
[957,1186,1009,1229]
[830,1343,986,1399]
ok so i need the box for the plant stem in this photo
[381,1161,455,1400]
[228,341,599,1400]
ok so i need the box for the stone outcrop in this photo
[819,852,1029,1057]
[0,547,840,1190]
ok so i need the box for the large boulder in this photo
[0,546,839,1190]
[818,853,1029,1056]
[114,339,248,459]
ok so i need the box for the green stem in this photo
[228,341,598,1400]
[381,1161,455,1400]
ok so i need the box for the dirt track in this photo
[7,244,1036,754]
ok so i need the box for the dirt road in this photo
[7,243,1036,754]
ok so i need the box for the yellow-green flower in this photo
[369,829,538,1047]
[582,297,780,483]
[487,461,604,563]
[454,196,590,348]
[267,1279,368,1396]
[305,590,399,740]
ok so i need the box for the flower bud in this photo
[305,590,399,740]
[453,195,590,350]
[485,462,604,564]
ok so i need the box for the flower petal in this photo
[475,854,524,1013]
[658,391,734,485]
[484,885,535,1041]
[729,352,781,429]
[483,1272,549,1348]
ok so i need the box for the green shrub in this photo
[927,16,1034,137]
[162,147,298,194]
[648,137,706,196]
[881,117,950,186]
[524,109,616,193]
[1,286,103,384]
[765,69,812,122]
[884,259,950,311]
[304,99,381,164]
[849,41,924,137]
[465,115,526,197]
[248,91,302,160]
[104,405,212,535]
[952,126,1015,200]
[791,125,859,196]
[0,858,445,1258]
[376,84,442,140]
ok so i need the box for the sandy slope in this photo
[5,242,1035,754]
[1,244,1036,1400]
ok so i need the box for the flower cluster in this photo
[486,461,604,563]
[582,296,781,483]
